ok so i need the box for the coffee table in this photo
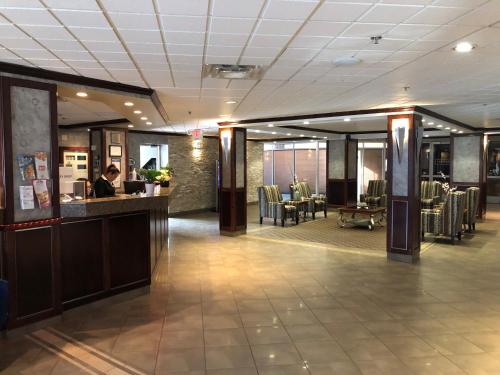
[337,206,386,231]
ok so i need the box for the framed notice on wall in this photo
[109,145,122,157]
[111,132,121,144]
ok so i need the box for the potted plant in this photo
[139,169,161,196]
[156,166,173,188]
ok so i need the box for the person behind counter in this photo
[93,164,120,198]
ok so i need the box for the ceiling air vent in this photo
[203,64,266,80]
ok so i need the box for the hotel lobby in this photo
[2,0,500,374]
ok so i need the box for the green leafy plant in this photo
[139,168,161,183]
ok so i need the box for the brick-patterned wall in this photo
[247,141,263,203]
[168,136,219,214]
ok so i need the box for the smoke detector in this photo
[203,64,266,80]
[334,56,362,66]
[370,35,383,45]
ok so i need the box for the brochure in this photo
[19,186,35,210]
[17,155,36,181]
[32,179,51,209]
[34,151,50,179]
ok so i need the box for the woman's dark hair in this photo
[105,164,120,175]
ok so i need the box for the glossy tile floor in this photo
[2,206,500,374]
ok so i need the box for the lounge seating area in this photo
[360,180,387,207]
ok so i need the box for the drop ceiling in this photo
[1,0,500,133]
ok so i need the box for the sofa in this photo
[257,185,299,227]
[291,181,327,219]
[421,191,466,244]
[360,180,387,207]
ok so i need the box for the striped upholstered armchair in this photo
[421,191,466,244]
[258,185,299,227]
[421,181,443,209]
[464,187,480,232]
[360,180,387,207]
[291,181,327,219]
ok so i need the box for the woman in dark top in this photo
[93,164,120,198]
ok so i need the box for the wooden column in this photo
[326,137,357,207]
[450,133,487,218]
[219,127,246,235]
[387,114,423,263]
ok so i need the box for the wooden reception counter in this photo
[59,190,171,309]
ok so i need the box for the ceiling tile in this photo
[54,50,94,60]
[360,4,423,23]
[83,40,125,52]
[1,37,41,49]
[385,24,438,39]
[161,15,207,32]
[127,42,164,54]
[21,25,74,40]
[67,60,101,69]
[92,51,130,61]
[169,54,203,64]
[211,17,256,34]
[70,27,118,42]
[0,24,30,38]
[341,23,395,37]
[312,2,372,22]
[166,44,204,55]
[451,1,500,26]
[205,55,239,64]
[101,60,136,69]
[433,0,489,7]
[118,29,163,44]
[212,0,266,18]
[301,21,349,37]
[206,45,243,56]
[243,46,282,57]
[255,19,303,35]
[406,6,470,24]
[290,35,331,48]
[157,0,209,16]
[239,56,275,65]
[42,0,100,11]
[209,33,248,46]
[0,8,59,26]
[421,25,479,42]
[280,47,320,60]
[263,0,319,20]
[328,37,371,50]
[100,0,155,13]
[108,13,158,30]
[13,49,56,59]
[404,40,446,51]
[76,67,114,80]
[53,10,110,28]
[0,0,43,8]
[37,38,85,51]
[248,34,289,48]
[164,31,206,44]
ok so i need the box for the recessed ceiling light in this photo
[422,119,426,122]
[272,131,277,135]
[445,127,451,130]
[300,134,304,137]
[255,130,261,133]
[323,136,327,139]
[140,116,148,120]
[225,100,237,104]
[424,134,429,138]
[436,124,443,128]
[310,139,314,142]
[303,121,309,125]
[133,110,142,114]
[428,122,435,125]
[268,123,274,127]
[128,124,134,128]
[344,118,351,122]
[451,129,457,132]
[454,41,475,53]
[146,121,152,125]
[124,101,134,107]
[219,114,230,117]
[87,128,91,132]
[458,130,464,134]
[313,136,317,138]
[286,133,291,136]
[76,92,87,97]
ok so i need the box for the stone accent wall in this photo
[127,132,169,170]
[168,136,219,214]
[247,141,263,203]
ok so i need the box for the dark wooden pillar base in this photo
[326,138,358,207]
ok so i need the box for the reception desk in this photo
[60,191,171,309]
[0,189,171,329]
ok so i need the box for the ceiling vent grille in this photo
[203,64,266,80]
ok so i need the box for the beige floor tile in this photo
[343,337,396,361]
[422,334,484,355]
[379,335,440,358]
[206,368,258,375]
[308,361,362,375]
[277,310,320,326]
[204,314,243,330]
[156,347,205,373]
[364,321,415,337]
[446,353,500,374]
[286,324,332,342]
[237,299,274,313]
[159,329,204,349]
[240,312,282,327]
[462,332,500,352]
[269,298,308,312]
[354,358,413,375]
[204,328,249,347]
[295,340,350,363]
[251,343,303,368]
[205,345,254,370]
[245,325,292,345]
[257,364,309,375]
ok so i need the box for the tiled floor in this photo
[2,206,500,374]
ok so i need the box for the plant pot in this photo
[160,181,170,188]
[145,183,155,196]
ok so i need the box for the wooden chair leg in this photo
[295,212,299,225]
[312,212,316,220]
[281,219,285,227]
[260,217,263,224]
[324,209,327,218]
[274,218,277,225]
